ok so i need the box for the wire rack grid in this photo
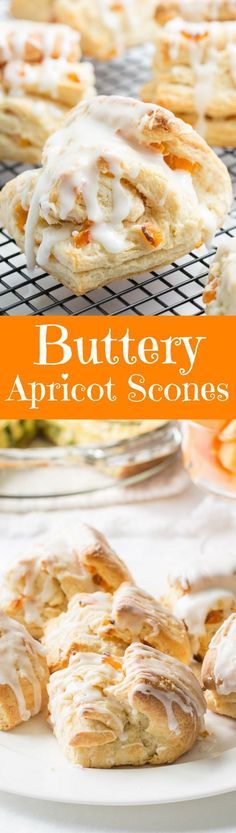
[0,39,236,315]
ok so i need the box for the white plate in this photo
[0,709,236,805]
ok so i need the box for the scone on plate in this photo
[0,96,231,296]
[0,524,132,639]
[203,239,236,315]
[201,614,236,718]
[48,642,206,767]
[154,0,236,24]
[11,0,157,59]
[43,582,191,672]
[0,19,95,163]
[0,611,48,730]
[162,552,236,661]
[142,18,236,146]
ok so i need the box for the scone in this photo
[142,18,236,146]
[0,19,95,163]
[0,524,132,639]
[48,642,206,767]
[162,551,236,660]
[201,614,236,718]
[203,239,236,315]
[154,1,236,25]
[0,96,231,296]
[0,611,48,730]
[11,0,157,59]
[43,582,191,672]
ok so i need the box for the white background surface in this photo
[0,475,236,830]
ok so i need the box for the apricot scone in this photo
[203,239,236,315]
[162,551,236,661]
[0,611,48,730]
[142,18,236,146]
[0,96,231,296]
[43,582,191,672]
[48,642,206,767]
[0,19,95,163]
[11,0,157,59]
[202,614,236,718]
[154,1,236,25]
[0,524,132,639]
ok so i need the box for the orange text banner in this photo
[0,316,234,418]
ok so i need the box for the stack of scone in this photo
[0,522,208,768]
[0,19,95,162]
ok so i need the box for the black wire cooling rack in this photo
[0,41,236,316]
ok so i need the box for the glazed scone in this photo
[155,0,236,24]
[0,525,132,639]
[162,551,236,660]
[0,19,95,163]
[48,642,206,767]
[43,582,191,672]
[171,588,236,661]
[203,239,236,314]
[201,614,236,718]
[141,18,236,146]
[0,419,36,448]
[11,0,157,59]
[0,96,231,296]
[0,612,48,730]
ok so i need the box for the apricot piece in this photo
[141,224,163,248]
[164,154,198,173]
[73,228,91,247]
[15,203,28,233]
[102,656,122,670]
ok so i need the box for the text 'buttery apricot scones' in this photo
[142,18,236,146]
[0,612,48,730]
[11,0,157,59]
[162,550,236,661]
[154,0,236,25]
[43,582,191,672]
[201,614,236,718]
[0,524,132,639]
[48,643,206,767]
[0,96,232,296]
[0,19,95,163]
[203,239,236,314]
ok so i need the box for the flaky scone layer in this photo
[201,614,236,718]
[0,524,132,638]
[155,1,236,24]
[0,96,231,295]
[0,612,48,730]
[43,582,191,672]
[48,643,206,767]
[203,238,236,315]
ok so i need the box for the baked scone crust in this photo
[48,642,206,767]
[201,614,236,718]
[203,239,236,315]
[0,524,132,638]
[43,582,191,672]
[0,612,48,730]
[155,1,236,24]
[141,19,236,146]
[0,96,231,296]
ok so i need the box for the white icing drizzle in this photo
[2,58,93,101]
[178,0,236,20]
[205,237,236,315]
[0,20,80,65]
[113,582,185,643]
[210,614,236,695]
[164,18,217,138]
[0,612,45,721]
[173,588,235,637]
[169,550,236,595]
[23,95,213,269]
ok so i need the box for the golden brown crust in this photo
[201,614,236,718]
[48,642,206,767]
[0,96,231,295]
[43,582,191,672]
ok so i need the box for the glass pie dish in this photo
[0,420,181,499]
[183,420,236,498]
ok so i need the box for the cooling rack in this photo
[0,41,236,316]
